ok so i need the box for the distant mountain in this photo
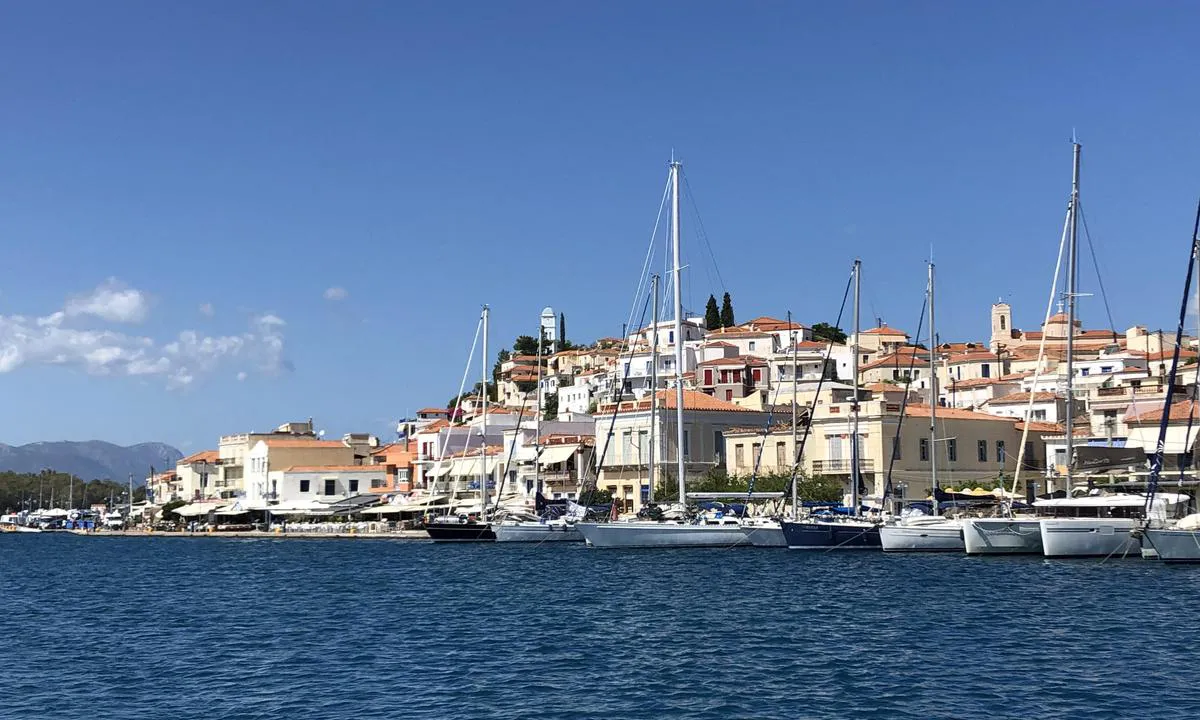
[0,441,183,484]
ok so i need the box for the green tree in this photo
[559,312,567,345]
[543,392,559,420]
[513,335,539,356]
[812,322,848,344]
[704,295,721,330]
[161,499,188,522]
[720,292,735,327]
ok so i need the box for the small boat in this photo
[577,514,748,548]
[0,514,41,533]
[963,516,1043,555]
[1039,492,1188,558]
[780,516,880,549]
[880,516,964,552]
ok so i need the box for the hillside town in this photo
[140,298,1200,525]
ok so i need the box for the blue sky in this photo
[1,1,1198,450]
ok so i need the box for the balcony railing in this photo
[812,458,875,474]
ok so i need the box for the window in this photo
[997,441,1006,463]
[668,331,674,343]
[891,438,901,461]
[982,364,991,378]
[725,389,733,401]
[683,430,690,459]
[776,442,787,468]
[752,442,761,464]
[752,368,762,383]
[1032,409,1047,421]
[370,478,385,489]
[749,341,756,351]
[349,479,359,493]
[733,370,742,383]
[919,438,929,461]
[324,479,336,496]
[704,369,713,385]
[622,431,632,464]
[1000,316,1006,330]
[1024,441,1035,468]
[1101,366,1112,374]
[735,444,745,468]
[300,479,311,493]
[713,431,724,460]
[948,439,958,462]
[978,440,987,462]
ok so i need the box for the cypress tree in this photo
[559,312,566,344]
[704,295,721,330]
[720,292,735,327]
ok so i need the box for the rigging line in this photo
[881,291,927,503]
[786,267,855,505]
[1076,201,1121,340]
[489,400,528,516]
[1012,201,1072,500]
[579,287,655,509]
[682,172,727,293]
[624,173,672,350]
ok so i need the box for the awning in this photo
[453,458,480,477]
[175,503,221,518]
[427,462,451,478]
[483,456,501,474]
[539,445,579,467]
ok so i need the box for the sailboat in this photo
[879,262,966,552]
[426,305,498,542]
[575,158,749,549]
[779,259,881,550]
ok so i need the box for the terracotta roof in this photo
[901,405,1016,422]
[416,407,450,415]
[702,341,737,348]
[987,391,1060,406]
[779,340,833,352]
[261,438,349,449]
[705,327,774,339]
[1015,420,1062,433]
[282,465,380,473]
[859,349,931,372]
[595,389,762,415]
[1126,400,1200,425]
[946,351,999,363]
[948,377,1005,389]
[1045,313,1080,324]
[865,382,907,394]
[538,433,596,446]
[1143,350,1198,363]
[179,450,219,465]
[418,419,451,432]
[741,316,806,332]
[860,326,908,336]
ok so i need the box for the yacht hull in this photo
[424,522,495,542]
[741,524,787,547]
[779,520,880,550]
[880,521,964,552]
[494,523,582,543]
[1140,529,1200,563]
[963,518,1043,555]
[575,522,748,548]
[1039,518,1139,558]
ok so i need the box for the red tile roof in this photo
[1126,400,1200,425]
[261,438,349,449]
[416,407,450,415]
[987,391,1060,406]
[860,326,908,336]
[179,450,219,465]
[283,465,379,473]
[902,405,1015,422]
[705,327,774,339]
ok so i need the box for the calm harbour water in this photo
[3,535,1199,719]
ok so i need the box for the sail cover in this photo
[1072,446,1146,473]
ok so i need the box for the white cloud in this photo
[199,303,214,317]
[323,287,348,301]
[65,278,149,324]
[0,283,289,389]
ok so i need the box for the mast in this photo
[790,309,798,519]
[649,274,659,505]
[535,314,542,501]
[480,304,489,516]
[671,159,686,506]
[928,261,939,516]
[1064,141,1080,496]
[128,472,133,524]
[851,259,862,516]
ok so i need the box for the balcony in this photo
[812,458,875,474]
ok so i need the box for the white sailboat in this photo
[576,158,749,549]
[880,262,965,552]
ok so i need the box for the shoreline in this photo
[59,529,431,540]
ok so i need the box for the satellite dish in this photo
[318,430,326,438]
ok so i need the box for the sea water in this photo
[3,534,1198,719]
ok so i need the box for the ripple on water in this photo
[3,536,1200,719]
